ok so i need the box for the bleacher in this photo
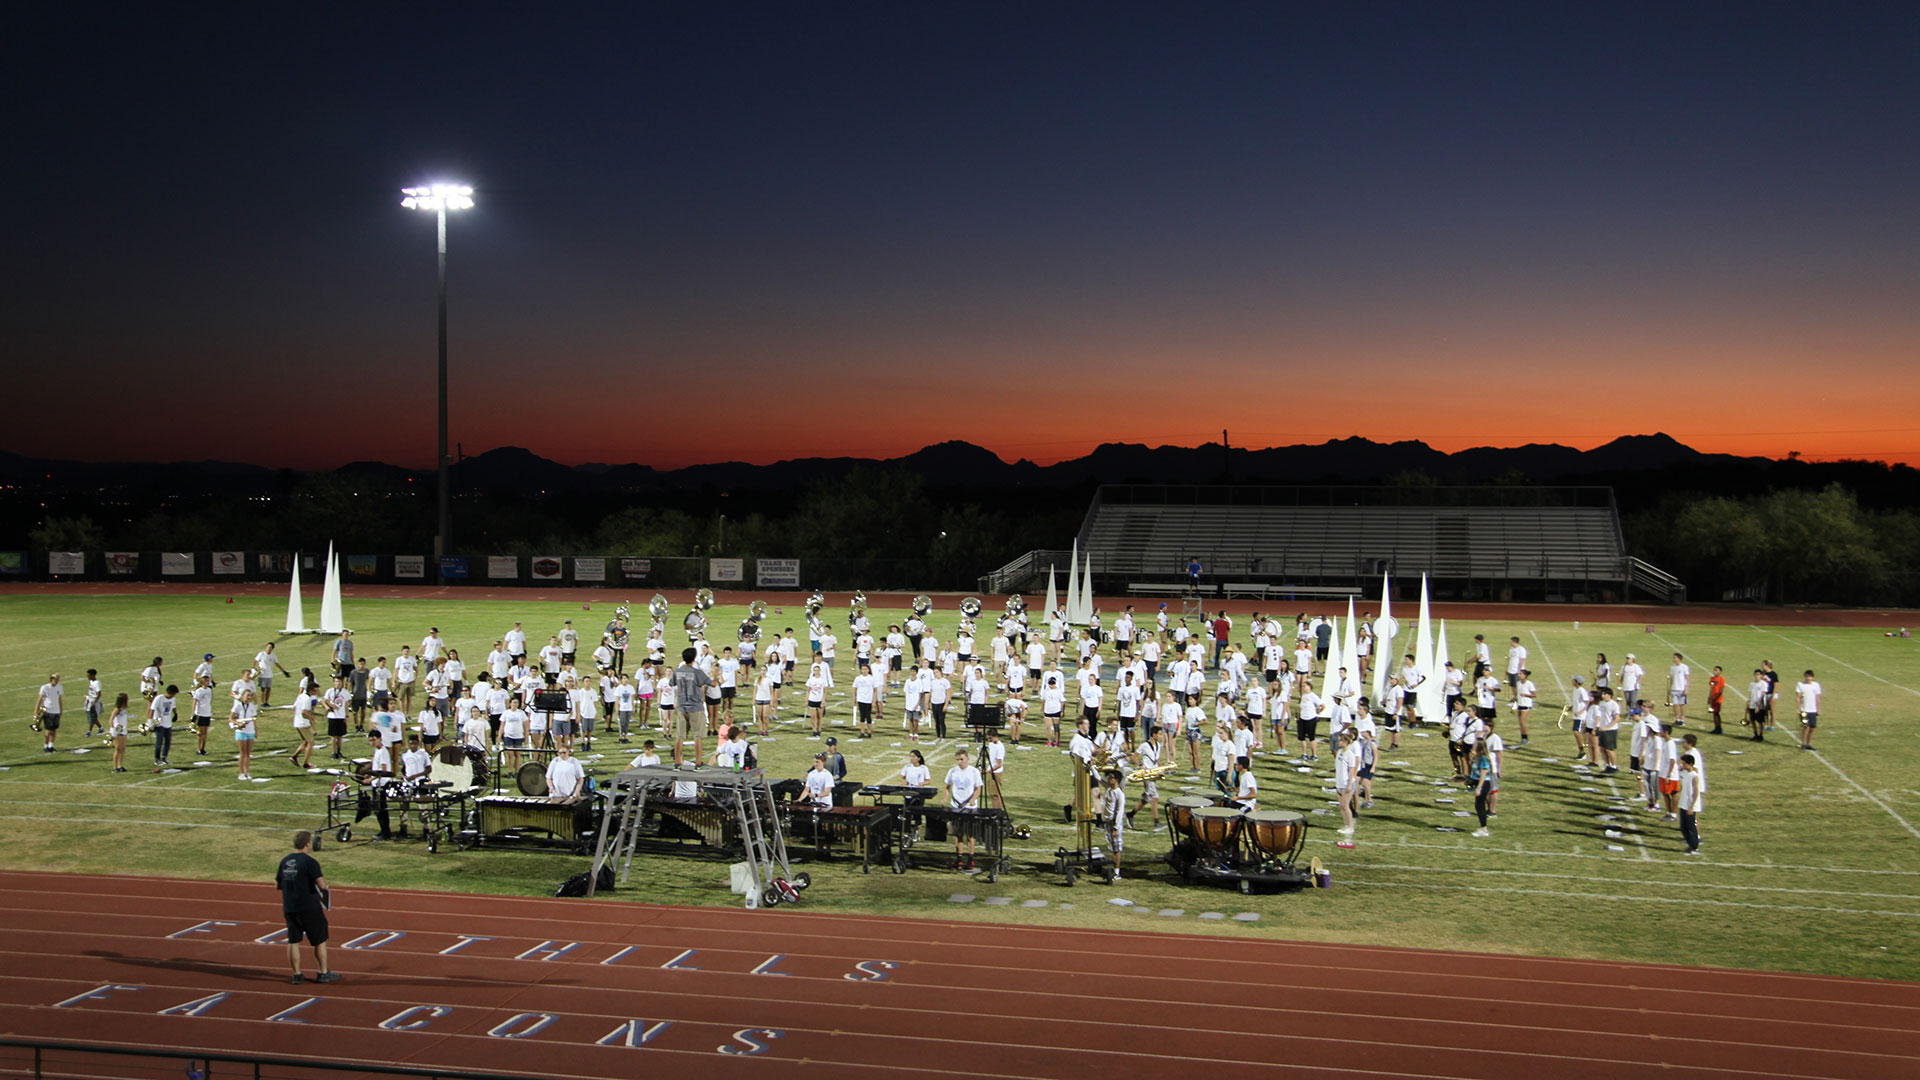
[981,485,1682,602]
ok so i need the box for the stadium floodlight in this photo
[401,182,475,580]
[401,183,475,212]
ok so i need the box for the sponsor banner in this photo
[574,556,607,583]
[347,555,379,578]
[0,552,23,576]
[487,555,520,580]
[48,552,86,575]
[438,556,470,580]
[106,552,141,576]
[257,552,293,574]
[531,555,563,581]
[211,551,245,576]
[756,558,800,588]
[709,557,744,583]
[393,555,426,579]
[160,552,195,576]
[620,557,652,581]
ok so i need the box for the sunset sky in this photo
[8,4,1917,469]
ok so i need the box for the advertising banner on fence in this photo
[0,552,23,576]
[257,552,293,575]
[487,555,519,579]
[393,555,425,579]
[438,556,470,580]
[756,558,800,588]
[531,555,563,580]
[347,555,378,578]
[708,557,744,583]
[161,552,195,576]
[620,557,651,581]
[106,552,140,576]
[48,552,85,575]
[211,551,245,576]
[574,556,606,582]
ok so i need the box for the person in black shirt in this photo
[276,831,339,984]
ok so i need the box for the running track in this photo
[1,871,1916,1079]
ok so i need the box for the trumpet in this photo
[694,588,715,611]
[912,594,932,617]
[959,596,983,619]
[648,594,670,621]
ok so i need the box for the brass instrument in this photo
[694,588,715,611]
[1127,762,1177,784]
[912,594,932,617]
[805,591,825,616]
[614,603,632,622]
[737,619,762,644]
[747,599,768,622]
[684,609,708,636]
[648,594,670,621]
[848,591,867,626]
[1006,593,1025,614]
[959,596,983,619]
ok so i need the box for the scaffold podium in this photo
[586,764,798,904]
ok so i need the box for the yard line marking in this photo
[1335,862,1920,903]
[1531,631,1649,859]
[1344,879,1920,918]
[3,813,290,833]
[0,798,310,818]
[1752,626,1920,699]
[1303,835,1920,875]
[1657,634,1920,843]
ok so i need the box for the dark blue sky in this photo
[8,2,1917,467]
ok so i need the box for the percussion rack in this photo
[587,766,807,907]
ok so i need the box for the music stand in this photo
[965,704,1006,810]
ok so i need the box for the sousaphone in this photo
[648,594,670,621]
[959,596,983,618]
[911,595,933,617]
[848,591,867,626]
[748,599,769,622]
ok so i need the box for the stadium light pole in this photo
[401,183,474,581]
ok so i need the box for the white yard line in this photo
[1343,880,1920,919]
[1657,633,1920,843]
[0,798,309,818]
[1303,835,1920,875]
[1752,625,1920,699]
[1531,630,1649,859]
[4,814,290,833]
[1336,862,1920,903]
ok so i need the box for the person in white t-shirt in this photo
[944,748,984,870]
[545,745,585,802]
[1667,653,1691,725]
[803,752,835,808]
[1619,654,1644,708]
[1795,670,1823,751]
[401,735,431,781]
[852,661,881,739]
[461,706,490,751]
[499,698,529,774]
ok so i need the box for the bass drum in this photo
[431,744,476,792]
[464,744,490,790]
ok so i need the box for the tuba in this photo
[647,594,670,621]
[848,591,867,625]
[911,594,932,617]
[748,599,768,622]
[1006,593,1025,614]
[738,619,762,643]
[959,596,983,619]
[684,609,708,636]
[805,591,825,617]
[694,588,715,611]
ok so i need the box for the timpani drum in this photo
[1190,806,1245,856]
[1246,810,1305,862]
[1166,796,1213,839]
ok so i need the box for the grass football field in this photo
[2,592,1916,981]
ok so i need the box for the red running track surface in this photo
[1,871,1917,1079]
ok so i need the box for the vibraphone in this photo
[456,794,601,853]
[776,802,893,872]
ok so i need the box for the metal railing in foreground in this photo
[0,1037,539,1080]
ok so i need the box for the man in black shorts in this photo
[276,831,340,984]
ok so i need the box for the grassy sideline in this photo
[2,593,1917,981]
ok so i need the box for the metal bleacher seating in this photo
[983,484,1680,602]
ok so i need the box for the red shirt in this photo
[1708,673,1726,707]
[1213,618,1231,642]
